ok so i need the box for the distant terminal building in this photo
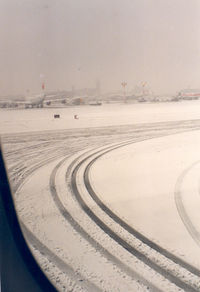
[177,89,200,100]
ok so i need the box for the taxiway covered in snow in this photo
[89,130,200,268]
[2,101,200,291]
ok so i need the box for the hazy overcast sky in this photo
[1,0,200,95]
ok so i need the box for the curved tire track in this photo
[9,121,200,291]
[50,155,162,292]
[70,139,200,291]
[14,155,102,292]
[175,160,200,247]
[84,143,200,276]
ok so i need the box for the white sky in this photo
[0,0,200,95]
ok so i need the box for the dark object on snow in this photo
[54,114,60,118]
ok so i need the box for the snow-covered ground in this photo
[1,100,200,134]
[2,101,200,291]
[89,130,200,268]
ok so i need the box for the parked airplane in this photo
[21,93,46,108]
[177,89,200,100]
[0,93,69,109]
[0,81,70,109]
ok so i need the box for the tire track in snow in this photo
[84,142,200,276]
[70,139,200,291]
[13,154,102,292]
[50,155,162,292]
[7,121,200,291]
[175,160,200,247]
[21,222,102,292]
